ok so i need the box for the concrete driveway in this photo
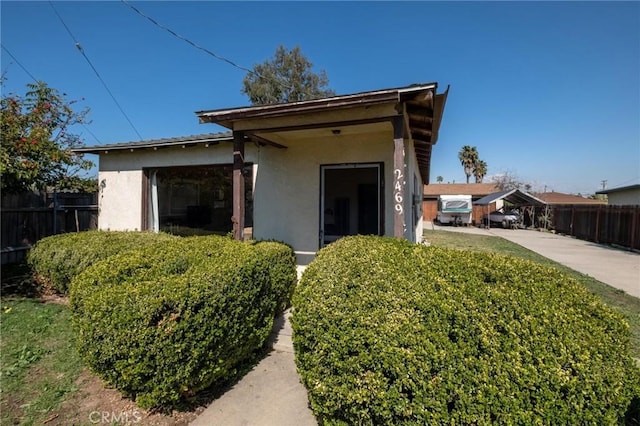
[427,223,640,299]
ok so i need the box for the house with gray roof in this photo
[596,184,640,206]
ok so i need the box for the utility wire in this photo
[49,1,143,141]
[1,44,38,82]
[120,0,292,91]
[1,44,102,144]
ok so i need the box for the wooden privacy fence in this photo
[1,191,98,264]
[552,204,640,251]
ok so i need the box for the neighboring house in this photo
[75,83,449,264]
[423,183,499,224]
[596,184,640,206]
[534,191,606,206]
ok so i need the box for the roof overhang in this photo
[72,132,234,155]
[196,83,449,182]
[596,184,640,195]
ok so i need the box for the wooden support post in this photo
[392,116,406,239]
[233,132,245,241]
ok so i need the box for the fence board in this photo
[1,191,98,264]
[551,204,640,251]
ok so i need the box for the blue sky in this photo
[2,1,638,195]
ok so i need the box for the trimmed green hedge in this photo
[70,235,296,409]
[292,235,640,425]
[27,230,176,294]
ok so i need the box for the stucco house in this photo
[596,184,640,206]
[76,83,448,264]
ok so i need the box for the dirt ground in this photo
[38,288,205,426]
[46,370,203,426]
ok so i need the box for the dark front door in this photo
[320,163,383,247]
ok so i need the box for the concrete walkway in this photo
[190,310,317,426]
[427,222,640,298]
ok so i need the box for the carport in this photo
[474,189,547,228]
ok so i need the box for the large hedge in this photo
[292,235,640,425]
[70,235,296,409]
[27,230,176,294]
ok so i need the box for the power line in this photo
[1,44,38,82]
[1,43,102,144]
[49,1,143,141]
[120,0,292,91]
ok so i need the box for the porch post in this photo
[392,116,406,239]
[233,131,245,240]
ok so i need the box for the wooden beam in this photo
[242,116,397,135]
[233,132,245,241]
[407,109,434,124]
[414,142,430,149]
[245,133,288,149]
[392,116,406,239]
[409,89,434,107]
[411,128,433,140]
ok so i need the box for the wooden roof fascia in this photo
[72,133,233,154]
[197,92,400,127]
[76,140,225,155]
[431,86,449,145]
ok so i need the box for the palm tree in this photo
[458,146,478,184]
[436,176,444,184]
[474,160,487,183]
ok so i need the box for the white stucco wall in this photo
[251,129,395,263]
[97,143,259,231]
[98,169,143,231]
[606,189,640,206]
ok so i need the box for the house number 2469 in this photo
[393,168,404,215]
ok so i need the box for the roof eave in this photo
[196,83,438,128]
[71,133,234,155]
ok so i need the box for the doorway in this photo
[320,163,383,247]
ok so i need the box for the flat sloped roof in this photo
[73,132,233,154]
[596,184,640,195]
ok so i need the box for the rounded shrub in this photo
[70,235,296,409]
[292,235,640,425]
[27,230,176,294]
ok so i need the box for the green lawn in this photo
[424,229,640,359]
[0,297,83,426]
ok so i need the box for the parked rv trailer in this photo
[436,195,473,226]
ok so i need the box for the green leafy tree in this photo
[436,175,444,183]
[473,160,488,183]
[458,145,479,184]
[1,81,94,193]
[242,45,335,105]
